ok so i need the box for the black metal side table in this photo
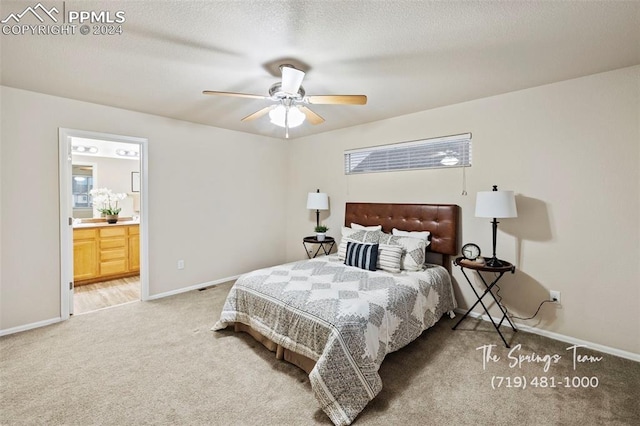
[452,257,517,348]
[303,236,335,259]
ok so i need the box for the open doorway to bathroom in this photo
[59,129,148,319]
[71,140,140,314]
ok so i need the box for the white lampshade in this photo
[307,192,329,210]
[269,105,305,128]
[280,66,305,95]
[475,190,517,218]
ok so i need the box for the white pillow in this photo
[377,244,403,273]
[379,233,427,271]
[341,226,382,243]
[338,227,382,261]
[392,228,431,242]
[352,223,383,231]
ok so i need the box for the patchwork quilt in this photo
[212,255,456,425]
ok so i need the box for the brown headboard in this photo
[344,202,460,256]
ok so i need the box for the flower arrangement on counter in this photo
[89,188,127,215]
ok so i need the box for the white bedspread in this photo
[213,255,456,425]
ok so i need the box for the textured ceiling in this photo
[1,0,639,139]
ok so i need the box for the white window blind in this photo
[344,133,472,175]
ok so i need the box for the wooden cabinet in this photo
[128,226,140,272]
[73,224,140,285]
[99,226,128,276]
[73,228,99,281]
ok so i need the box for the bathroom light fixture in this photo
[72,145,98,154]
[116,149,139,157]
[306,189,329,228]
[475,185,518,267]
[269,104,306,128]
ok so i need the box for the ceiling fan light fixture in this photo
[280,65,305,95]
[441,155,459,166]
[269,105,305,128]
[203,59,367,137]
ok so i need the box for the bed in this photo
[213,202,460,425]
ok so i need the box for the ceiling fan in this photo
[203,64,367,138]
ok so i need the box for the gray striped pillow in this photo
[345,242,379,271]
[377,244,403,273]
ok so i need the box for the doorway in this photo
[59,129,149,319]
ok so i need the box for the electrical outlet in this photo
[550,290,561,303]
[177,260,185,270]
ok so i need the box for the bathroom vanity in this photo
[73,221,140,285]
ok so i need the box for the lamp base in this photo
[485,257,506,268]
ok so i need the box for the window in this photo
[72,164,94,209]
[344,133,472,175]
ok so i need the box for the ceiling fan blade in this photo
[299,106,325,125]
[280,66,305,95]
[306,95,367,105]
[202,90,267,100]
[241,106,274,122]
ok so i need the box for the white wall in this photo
[2,67,638,355]
[0,86,288,330]
[286,66,640,355]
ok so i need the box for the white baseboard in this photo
[146,275,240,301]
[0,316,62,337]
[0,276,240,337]
[454,308,640,363]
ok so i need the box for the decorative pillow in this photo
[377,244,403,273]
[341,226,382,242]
[338,227,383,260]
[351,223,383,231]
[379,233,427,271]
[337,240,349,260]
[392,228,431,243]
[345,242,379,271]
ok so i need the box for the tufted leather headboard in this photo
[344,202,460,256]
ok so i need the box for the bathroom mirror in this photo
[72,164,94,218]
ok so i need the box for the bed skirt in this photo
[232,322,317,375]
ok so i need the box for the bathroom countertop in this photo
[73,220,139,229]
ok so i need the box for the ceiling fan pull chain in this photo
[285,103,290,138]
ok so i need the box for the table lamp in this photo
[306,189,329,228]
[475,185,517,267]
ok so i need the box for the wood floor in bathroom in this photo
[73,276,140,315]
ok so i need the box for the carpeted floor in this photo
[1,281,639,425]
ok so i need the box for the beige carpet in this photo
[1,282,639,425]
